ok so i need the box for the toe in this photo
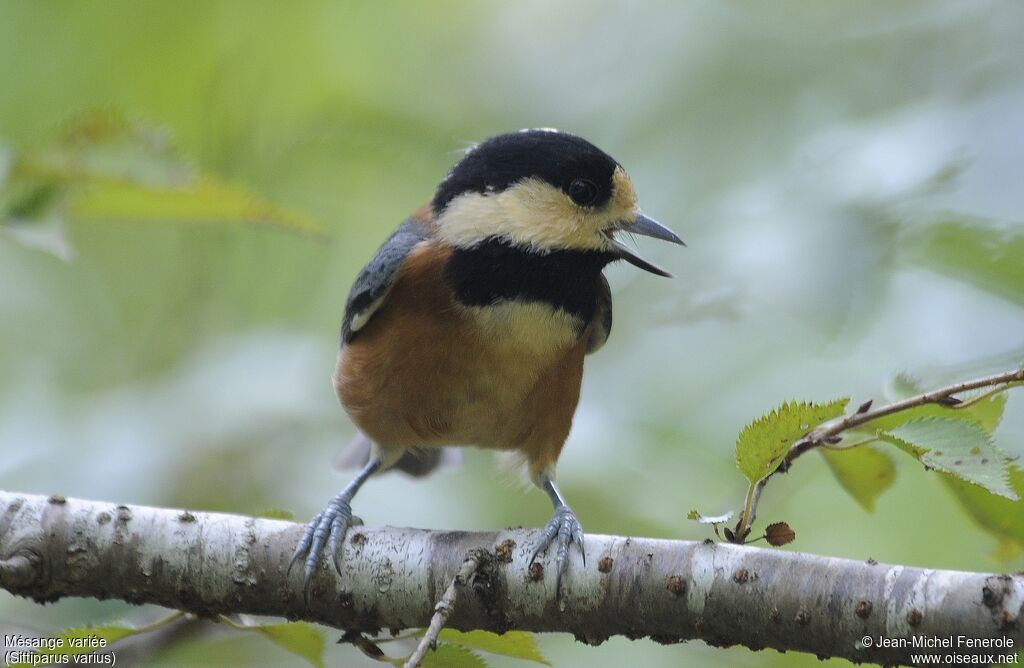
[327,504,352,575]
[288,510,322,577]
[571,519,586,567]
[554,517,573,595]
[530,516,561,564]
[302,511,333,601]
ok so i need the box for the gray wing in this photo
[341,218,431,344]
[586,274,613,354]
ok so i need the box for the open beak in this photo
[602,213,685,277]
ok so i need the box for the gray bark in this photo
[1,490,1020,665]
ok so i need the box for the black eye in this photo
[567,178,599,207]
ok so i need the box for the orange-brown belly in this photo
[337,311,585,452]
[334,246,587,472]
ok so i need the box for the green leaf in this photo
[3,111,323,242]
[735,398,849,483]
[34,624,138,658]
[243,621,325,668]
[4,182,60,220]
[68,177,322,236]
[877,418,1017,500]
[943,465,1024,560]
[418,644,489,668]
[821,445,897,512]
[902,218,1024,308]
[437,629,550,665]
[957,392,1009,433]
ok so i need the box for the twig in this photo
[734,368,1024,540]
[404,553,482,668]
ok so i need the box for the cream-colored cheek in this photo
[611,167,637,211]
[437,180,613,251]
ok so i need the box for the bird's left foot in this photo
[529,504,586,597]
[288,493,356,603]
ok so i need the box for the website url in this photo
[911,653,1019,665]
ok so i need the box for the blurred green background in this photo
[2,1,1023,666]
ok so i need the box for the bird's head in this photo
[431,129,684,276]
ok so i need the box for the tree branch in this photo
[2,491,1021,665]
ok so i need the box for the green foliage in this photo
[1,111,321,259]
[414,644,489,668]
[245,622,325,668]
[735,398,849,484]
[820,445,896,512]
[901,218,1024,308]
[865,376,1010,433]
[821,374,1017,509]
[810,372,1024,557]
[877,418,1017,500]
[34,623,140,658]
[943,465,1024,560]
[435,629,551,665]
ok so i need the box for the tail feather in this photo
[333,431,461,478]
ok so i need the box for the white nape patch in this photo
[519,127,562,134]
[436,177,635,251]
[465,300,581,357]
[349,294,388,334]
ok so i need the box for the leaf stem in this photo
[821,436,878,451]
[735,482,759,542]
[950,381,1024,410]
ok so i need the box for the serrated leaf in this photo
[735,398,849,484]
[34,624,139,657]
[437,629,550,665]
[245,622,325,668]
[877,418,1017,500]
[891,372,922,399]
[687,510,734,525]
[418,644,488,668]
[821,445,896,512]
[943,465,1024,560]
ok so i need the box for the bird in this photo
[290,128,684,600]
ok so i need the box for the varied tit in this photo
[291,128,684,599]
